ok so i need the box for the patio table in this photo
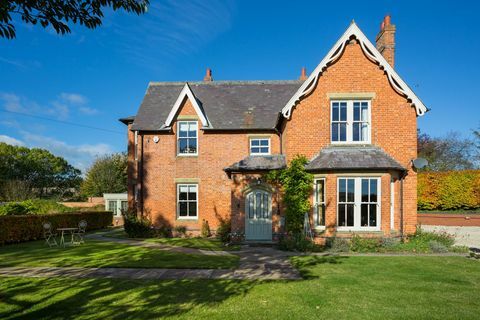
[57,228,78,247]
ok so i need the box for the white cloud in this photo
[78,106,99,115]
[59,93,88,105]
[0,135,25,146]
[0,92,98,120]
[20,131,114,173]
[105,0,236,68]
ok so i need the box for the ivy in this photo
[265,155,314,234]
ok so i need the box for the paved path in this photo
[85,232,233,256]
[0,246,301,280]
[422,225,480,249]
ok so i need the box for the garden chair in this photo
[43,222,58,247]
[73,220,87,244]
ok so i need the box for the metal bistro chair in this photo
[43,222,58,247]
[73,220,87,244]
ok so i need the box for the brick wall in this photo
[282,40,418,235]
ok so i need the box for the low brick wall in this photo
[418,213,480,227]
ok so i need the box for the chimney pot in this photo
[384,15,391,26]
[299,67,307,81]
[203,68,213,82]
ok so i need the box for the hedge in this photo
[0,211,113,245]
[418,170,480,211]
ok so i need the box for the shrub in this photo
[428,240,448,253]
[326,237,350,253]
[0,200,38,215]
[201,219,211,238]
[216,219,231,243]
[418,170,480,211]
[0,211,112,244]
[123,210,153,238]
[278,233,319,252]
[350,235,382,252]
[411,227,455,247]
[173,225,187,238]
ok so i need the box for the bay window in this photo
[337,177,380,230]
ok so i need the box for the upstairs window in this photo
[250,138,270,155]
[177,121,198,155]
[331,101,370,143]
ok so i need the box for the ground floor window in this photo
[337,177,380,230]
[314,179,326,228]
[108,200,118,216]
[177,184,198,219]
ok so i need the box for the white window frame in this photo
[177,121,198,156]
[331,100,371,144]
[249,138,271,155]
[337,177,381,231]
[390,178,395,230]
[177,184,198,220]
[313,178,326,230]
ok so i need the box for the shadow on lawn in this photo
[0,277,255,320]
[291,255,349,279]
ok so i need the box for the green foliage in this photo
[0,199,74,216]
[0,211,113,244]
[278,233,321,252]
[349,235,383,253]
[418,170,480,211]
[0,142,82,200]
[122,209,153,238]
[81,153,127,197]
[216,219,231,244]
[325,237,350,253]
[0,200,38,216]
[1,0,149,39]
[265,155,314,234]
[201,219,211,238]
[173,225,187,237]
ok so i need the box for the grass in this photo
[103,229,241,251]
[0,256,479,319]
[0,240,238,269]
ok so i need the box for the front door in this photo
[245,190,272,241]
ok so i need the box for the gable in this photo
[164,84,210,128]
[281,22,428,119]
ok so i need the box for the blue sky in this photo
[0,0,479,172]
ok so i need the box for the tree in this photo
[0,142,82,200]
[266,155,314,234]
[1,0,149,39]
[417,130,476,171]
[81,153,127,197]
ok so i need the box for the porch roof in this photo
[305,146,406,172]
[224,155,286,173]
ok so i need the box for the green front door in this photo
[245,190,272,241]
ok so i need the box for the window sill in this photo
[336,229,382,234]
[330,142,372,146]
[176,154,198,158]
[177,217,199,221]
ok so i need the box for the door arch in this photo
[245,189,272,241]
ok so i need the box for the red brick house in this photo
[120,17,428,241]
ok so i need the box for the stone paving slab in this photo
[0,266,302,280]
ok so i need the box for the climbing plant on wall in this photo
[265,155,314,234]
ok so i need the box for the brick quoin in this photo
[124,16,423,239]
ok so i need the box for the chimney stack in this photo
[203,68,213,81]
[299,67,307,81]
[375,15,396,67]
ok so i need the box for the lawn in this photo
[1,256,479,319]
[0,240,238,269]
[103,229,241,251]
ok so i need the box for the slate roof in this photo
[305,146,406,171]
[130,81,302,131]
[119,115,135,125]
[224,155,286,172]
